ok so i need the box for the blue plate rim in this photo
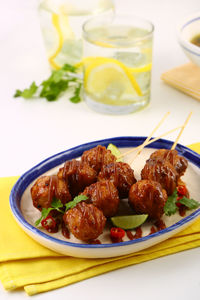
[9,136,200,249]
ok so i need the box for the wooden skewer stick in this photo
[118,112,171,159]
[171,112,192,150]
[133,111,170,157]
[128,112,171,165]
[118,125,183,160]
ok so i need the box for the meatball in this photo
[150,149,188,177]
[63,202,106,242]
[31,175,71,210]
[81,145,116,173]
[82,180,120,217]
[128,180,167,220]
[98,162,137,198]
[57,159,97,197]
[141,159,178,195]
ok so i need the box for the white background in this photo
[0,0,200,299]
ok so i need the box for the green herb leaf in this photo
[179,197,200,209]
[35,207,53,226]
[35,216,43,227]
[164,189,178,216]
[51,198,64,213]
[14,82,38,99]
[14,64,82,102]
[51,198,63,209]
[65,195,88,211]
[69,83,82,103]
[62,63,77,73]
[35,198,65,227]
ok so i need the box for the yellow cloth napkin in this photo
[0,143,200,296]
[161,63,200,101]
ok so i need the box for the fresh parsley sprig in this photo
[164,189,178,216]
[14,64,82,103]
[179,197,200,210]
[164,189,199,216]
[35,198,64,226]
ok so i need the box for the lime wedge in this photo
[107,143,123,162]
[111,214,148,229]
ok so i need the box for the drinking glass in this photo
[38,0,114,69]
[82,14,154,114]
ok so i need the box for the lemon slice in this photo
[129,63,152,73]
[107,143,123,162]
[84,57,142,98]
[48,13,64,70]
[111,215,148,230]
[49,10,76,70]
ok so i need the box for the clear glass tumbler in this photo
[38,0,114,70]
[82,14,154,114]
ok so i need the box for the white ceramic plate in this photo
[10,137,200,258]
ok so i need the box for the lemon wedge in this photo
[84,57,142,99]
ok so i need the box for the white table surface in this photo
[1,0,200,299]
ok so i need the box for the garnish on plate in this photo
[107,143,123,162]
[35,195,88,227]
[164,187,199,216]
[14,64,82,103]
[110,214,148,230]
[35,198,63,226]
[65,195,88,211]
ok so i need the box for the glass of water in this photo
[38,0,114,69]
[82,14,154,114]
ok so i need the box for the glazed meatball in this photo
[150,149,188,177]
[81,145,116,173]
[129,180,167,220]
[63,202,106,242]
[98,162,137,198]
[141,159,178,195]
[57,160,97,197]
[31,175,71,210]
[82,180,120,217]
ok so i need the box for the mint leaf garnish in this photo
[65,195,88,211]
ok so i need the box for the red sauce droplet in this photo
[126,230,134,240]
[126,227,143,240]
[111,236,123,243]
[154,219,166,231]
[89,239,101,244]
[179,206,186,217]
[149,226,157,235]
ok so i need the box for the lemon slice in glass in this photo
[107,143,123,162]
[84,57,142,100]
[111,215,148,230]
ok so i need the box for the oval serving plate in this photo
[10,137,200,258]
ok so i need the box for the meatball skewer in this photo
[98,161,137,198]
[129,179,167,220]
[31,175,71,210]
